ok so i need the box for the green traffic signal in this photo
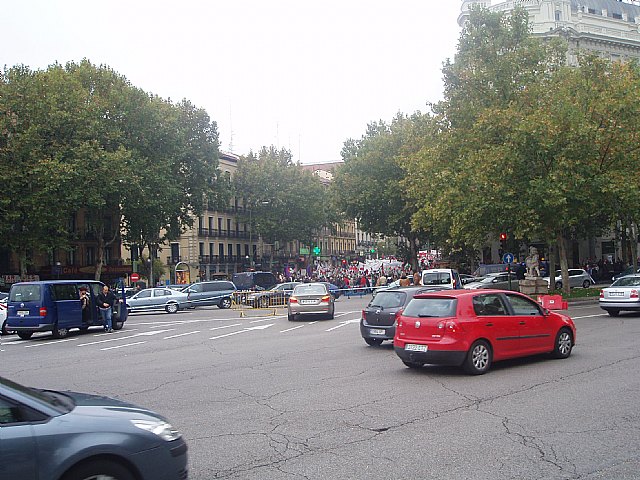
[312,246,321,255]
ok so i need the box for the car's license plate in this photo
[609,291,624,297]
[300,300,316,305]
[17,310,29,317]
[405,344,428,352]
[369,328,385,335]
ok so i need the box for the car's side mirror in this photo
[543,308,551,316]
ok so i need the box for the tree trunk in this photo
[95,223,105,281]
[557,233,570,296]
[407,234,419,272]
[631,222,639,269]
[18,247,28,278]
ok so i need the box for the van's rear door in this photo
[7,284,42,328]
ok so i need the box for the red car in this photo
[394,289,576,375]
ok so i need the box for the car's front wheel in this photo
[464,340,492,375]
[555,281,562,289]
[552,328,573,359]
[582,280,591,288]
[365,338,383,346]
[61,459,135,480]
[219,297,232,309]
[165,302,179,314]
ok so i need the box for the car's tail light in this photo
[361,309,366,320]
[321,295,331,303]
[631,290,639,299]
[289,297,298,304]
[393,310,403,326]
[39,307,47,317]
[599,289,604,298]
[437,320,459,333]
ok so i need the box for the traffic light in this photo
[499,233,507,258]
[370,248,376,254]
[312,246,321,256]
[499,233,507,241]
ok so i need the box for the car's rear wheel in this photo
[326,307,335,320]
[259,297,269,308]
[113,321,124,330]
[219,297,232,309]
[552,328,573,359]
[365,338,383,346]
[17,331,34,340]
[61,459,135,480]
[1,320,15,336]
[52,323,69,339]
[402,360,423,369]
[165,302,179,314]
[464,340,492,375]
[288,313,296,321]
[607,309,620,317]
[582,280,591,288]
[555,281,562,289]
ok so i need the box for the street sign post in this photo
[502,253,514,290]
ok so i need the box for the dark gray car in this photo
[0,375,188,480]
[182,280,237,309]
[360,286,451,346]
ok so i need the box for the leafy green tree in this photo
[233,146,329,258]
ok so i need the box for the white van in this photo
[421,268,463,290]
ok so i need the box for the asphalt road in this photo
[1,294,639,480]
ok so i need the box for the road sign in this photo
[130,273,140,282]
[502,253,515,264]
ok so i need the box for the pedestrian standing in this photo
[97,285,117,333]
[79,287,91,325]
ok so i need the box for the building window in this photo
[555,10,561,21]
[219,243,224,259]
[68,247,76,266]
[86,247,95,266]
[227,244,233,258]
[612,12,622,20]
[199,242,204,257]
[171,243,180,262]
[103,247,111,265]
[236,244,241,257]
[209,243,215,258]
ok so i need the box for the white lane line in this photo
[25,338,78,348]
[249,315,286,323]
[92,328,139,337]
[101,341,146,351]
[210,324,273,340]
[280,325,305,333]
[164,331,200,340]
[572,314,608,319]
[210,323,242,331]
[325,319,360,332]
[309,321,318,325]
[77,329,174,347]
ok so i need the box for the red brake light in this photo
[289,297,298,304]
[438,320,459,333]
[39,307,47,317]
[631,290,639,299]
[321,295,331,303]
[599,289,604,298]
[361,309,366,320]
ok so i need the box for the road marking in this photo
[101,341,146,351]
[25,338,78,348]
[210,323,242,331]
[164,331,200,340]
[92,328,139,336]
[249,315,286,323]
[326,319,360,332]
[280,325,305,333]
[210,324,273,340]
[309,321,318,325]
[572,314,608,319]
[77,329,174,347]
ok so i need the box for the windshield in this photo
[0,376,74,414]
[294,284,326,296]
[369,291,405,309]
[611,276,640,287]
[422,273,451,286]
[403,297,457,318]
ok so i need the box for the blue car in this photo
[320,282,342,299]
[0,376,188,480]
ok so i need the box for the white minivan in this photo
[421,268,463,290]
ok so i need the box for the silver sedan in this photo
[599,274,640,316]
[126,287,190,314]
[288,283,335,321]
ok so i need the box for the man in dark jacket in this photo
[97,285,117,333]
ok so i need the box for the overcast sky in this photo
[2,1,462,163]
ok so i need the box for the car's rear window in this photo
[294,284,326,295]
[9,285,41,303]
[369,291,406,309]
[611,277,640,287]
[422,273,451,286]
[403,297,457,318]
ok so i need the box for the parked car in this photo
[0,375,188,480]
[288,283,335,321]
[1,294,13,336]
[464,272,520,291]
[245,282,301,308]
[6,280,128,340]
[460,274,484,285]
[611,266,640,282]
[320,282,342,299]
[126,287,190,314]
[394,289,576,375]
[181,280,237,309]
[599,274,640,316]
[360,286,451,346]
[545,269,595,289]
[232,271,278,291]
[421,268,463,289]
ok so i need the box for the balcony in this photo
[167,256,182,265]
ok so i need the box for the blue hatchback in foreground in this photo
[0,376,188,480]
